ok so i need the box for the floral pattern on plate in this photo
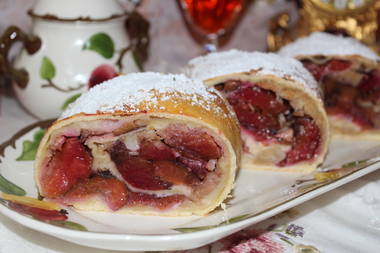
[0,119,87,231]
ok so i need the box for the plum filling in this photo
[301,58,380,129]
[216,80,321,166]
[108,125,221,190]
[41,137,92,198]
[62,176,184,211]
[277,117,320,166]
[62,176,128,211]
[159,125,222,179]
[109,141,174,191]
[302,59,352,82]
[41,123,222,211]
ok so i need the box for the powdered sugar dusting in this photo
[61,72,222,119]
[186,49,321,98]
[278,32,380,61]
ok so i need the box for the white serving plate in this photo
[0,121,379,251]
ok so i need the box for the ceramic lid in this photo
[30,0,126,20]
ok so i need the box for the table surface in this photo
[1,1,380,252]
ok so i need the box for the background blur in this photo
[0,0,296,73]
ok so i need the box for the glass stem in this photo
[204,33,219,53]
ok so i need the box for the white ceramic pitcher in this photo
[0,0,148,118]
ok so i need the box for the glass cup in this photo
[178,0,246,52]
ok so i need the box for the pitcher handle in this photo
[0,26,41,89]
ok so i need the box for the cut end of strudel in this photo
[186,49,330,173]
[278,32,380,139]
[34,73,241,216]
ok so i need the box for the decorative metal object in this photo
[268,0,380,52]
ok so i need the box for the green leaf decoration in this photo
[294,245,321,253]
[175,213,252,233]
[83,33,115,59]
[297,182,325,194]
[279,237,294,246]
[40,56,56,80]
[16,128,45,161]
[175,225,215,233]
[49,220,88,231]
[227,213,252,223]
[0,174,26,196]
[342,159,370,169]
[270,224,287,232]
[61,93,81,110]
[300,249,316,253]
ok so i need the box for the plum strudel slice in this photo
[278,32,380,139]
[34,73,241,216]
[186,50,330,172]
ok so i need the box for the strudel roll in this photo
[34,72,241,216]
[186,50,329,172]
[278,32,380,138]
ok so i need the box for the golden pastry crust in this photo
[186,50,330,173]
[278,32,380,139]
[35,73,241,216]
[295,55,380,140]
[277,32,380,62]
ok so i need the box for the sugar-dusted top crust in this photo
[278,32,380,62]
[185,49,320,98]
[60,72,241,153]
[62,72,224,119]
[38,72,242,216]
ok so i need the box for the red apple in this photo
[88,64,118,88]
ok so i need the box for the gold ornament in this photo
[267,0,380,53]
